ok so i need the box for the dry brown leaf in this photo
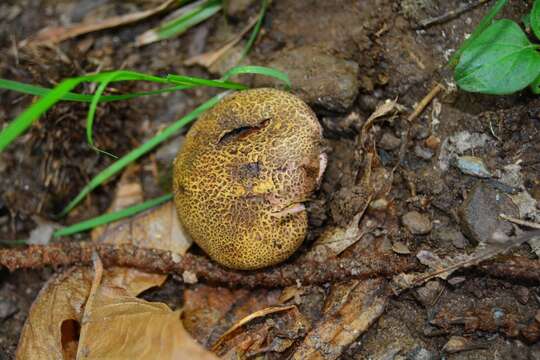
[22,0,178,46]
[291,279,388,360]
[17,171,195,358]
[182,285,282,347]
[211,305,296,351]
[183,15,259,68]
[16,267,94,359]
[76,264,217,360]
[214,306,310,358]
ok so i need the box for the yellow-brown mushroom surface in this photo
[173,88,325,270]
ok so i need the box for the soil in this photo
[1,0,540,358]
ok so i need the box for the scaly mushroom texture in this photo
[173,88,325,270]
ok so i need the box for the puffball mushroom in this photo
[173,88,325,270]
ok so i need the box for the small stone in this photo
[535,310,540,323]
[425,135,441,150]
[458,183,519,244]
[434,227,468,249]
[405,346,438,360]
[414,144,434,160]
[515,286,530,304]
[0,298,18,320]
[447,276,466,286]
[392,242,411,254]
[402,211,432,235]
[182,271,198,284]
[379,132,401,150]
[456,156,492,178]
[443,336,469,353]
[415,280,442,307]
[410,124,430,140]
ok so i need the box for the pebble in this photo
[414,144,434,160]
[415,280,442,307]
[425,135,441,150]
[515,286,530,305]
[402,211,432,235]
[405,346,438,360]
[379,132,401,150]
[392,241,411,254]
[442,336,469,353]
[0,297,18,320]
[456,156,492,178]
[458,183,519,243]
[434,227,468,249]
[410,124,430,140]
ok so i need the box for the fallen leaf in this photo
[76,261,217,360]
[183,15,259,69]
[22,0,178,46]
[291,279,388,360]
[17,170,194,358]
[183,285,281,347]
[212,305,296,351]
[16,267,93,359]
[214,306,310,358]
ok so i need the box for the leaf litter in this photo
[16,168,204,359]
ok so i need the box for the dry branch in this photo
[0,241,418,288]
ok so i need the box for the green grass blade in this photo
[0,77,83,152]
[240,0,268,60]
[0,78,196,103]
[449,0,508,67]
[221,65,291,89]
[158,0,221,40]
[53,193,172,237]
[166,74,248,90]
[87,72,122,157]
[59,93,224,216]
[0,70,177,153]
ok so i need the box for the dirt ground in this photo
[1,0,540,358]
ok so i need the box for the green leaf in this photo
[455,19,540,95]
[532,0,540,40]
[450,0,508,67]
[54,193,172,237]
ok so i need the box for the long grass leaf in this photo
[221,65,291,89]
[166,74,248,90]
[0,78,194,102]
[53,193,172,237]
[240,0,268,60]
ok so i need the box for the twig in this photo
[500,214,540,230]
[407,83,444,122]
[0,242,419,288]
[414,0,489,29]
[479,255,540,284]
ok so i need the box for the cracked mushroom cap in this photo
[173,88,324,270]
